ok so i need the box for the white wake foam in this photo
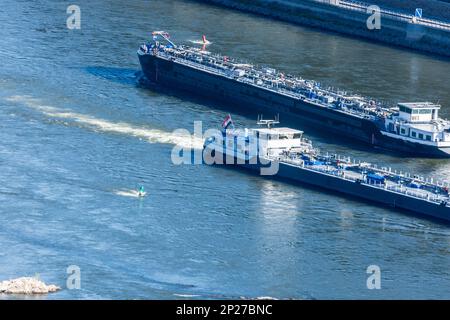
[114,189,145,198]
[6,95,204,150]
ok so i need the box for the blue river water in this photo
[0,0,449,299]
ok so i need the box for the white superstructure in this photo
[382,102,450,150]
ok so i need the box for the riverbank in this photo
[368,0,450,21]
[195,0,450,57]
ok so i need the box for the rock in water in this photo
[0,277,60,294]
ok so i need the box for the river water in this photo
[0,0,449,299]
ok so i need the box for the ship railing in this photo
[363,179,449,205]
[157,49,393,120]
[173,56,231,77]
[279,155,449,206]
[354,174,447,204]
[386,185,448,204]
[326,166,448,202]
[296,161,356,181]
[158,47,392,112]
[160,45,397,112]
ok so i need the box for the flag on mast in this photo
[222,114,233,130]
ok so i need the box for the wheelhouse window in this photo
[399,106,412,114]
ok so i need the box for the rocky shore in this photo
[0,277,60,295]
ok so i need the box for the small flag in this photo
[222,114,233,130]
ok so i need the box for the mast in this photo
[257,114,280,129]
[151,31,177,48]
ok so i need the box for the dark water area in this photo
[0,0,449,299]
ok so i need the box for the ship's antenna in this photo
[257,114,280,129]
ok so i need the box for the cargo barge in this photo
[203,115,450,222]
[138,31,450,157]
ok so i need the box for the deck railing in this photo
[275,154,450,206]
[153,49,384,120]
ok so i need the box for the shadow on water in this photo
[84,66,140,86]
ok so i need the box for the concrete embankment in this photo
[196,0,450,57]
[367,0,450,21]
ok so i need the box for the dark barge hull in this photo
[209,151,450,222]
[139,54,450,158]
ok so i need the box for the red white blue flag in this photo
[222,114,233,130]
